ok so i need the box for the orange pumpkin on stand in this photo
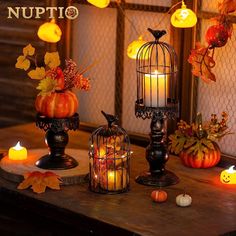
[35,90,78,118]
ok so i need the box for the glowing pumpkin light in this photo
[37,19,62,43]
[127,36,149,60]
[87,0,110,8]
[171,1,197,28]
[220,165,236,184]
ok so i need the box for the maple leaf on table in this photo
[188,43,216,83]
[17,171,62,194]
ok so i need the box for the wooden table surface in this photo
[0,123,236,236]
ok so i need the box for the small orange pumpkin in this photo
[35,90,78,118]
[151,190,167,203]
[45,67,65,90]
[180,141,221,168]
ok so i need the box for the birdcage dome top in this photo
[136,29,178,76]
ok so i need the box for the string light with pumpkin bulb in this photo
[87,0,110,8]
[37,18,62,43]
[117,0,197,59]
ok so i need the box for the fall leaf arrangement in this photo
[15,44,91,95]
[168,112,231,158]
[188,0,236,82]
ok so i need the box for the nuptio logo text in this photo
[7,6,79,20]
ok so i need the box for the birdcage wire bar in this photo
[89,111,131,194]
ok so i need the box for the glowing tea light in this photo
[106,169,127,191]
[8,142,27,161]
[220,165,236,184]
[144,70,167,107]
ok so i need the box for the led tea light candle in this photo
[105,169,127,191]
[144,70,167,107]
[8,141,27,160]
[220,165,236,184]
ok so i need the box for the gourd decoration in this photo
[205,24,229,48]
[35,90,79,118]
[151,190,168,203]
[169,112,231,168]
[176,193,192,207]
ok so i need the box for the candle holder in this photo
[135,28,179,187]
[89,111,131,194]
[35,113,79,170]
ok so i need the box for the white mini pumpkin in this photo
[176,193,192,207]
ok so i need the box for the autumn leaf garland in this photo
[188,0,236,82]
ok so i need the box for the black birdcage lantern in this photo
[135,28,179,187]
[89,111,130,194]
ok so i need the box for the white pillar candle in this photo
[144,70,167,107]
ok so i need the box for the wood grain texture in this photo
[0,149,89,185]
[0,123,236,236]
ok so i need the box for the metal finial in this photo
[101,111,118,128]
[148,28,166,41]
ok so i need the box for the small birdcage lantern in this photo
[135,28,179,187]
[89,111,130,194]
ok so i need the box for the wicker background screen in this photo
[72,1,171,135]
[72,5,117,125]
[197,1,236,157]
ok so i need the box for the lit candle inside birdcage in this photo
[135,29,179,187]
[144,70,168,107]
[89,111,131,194]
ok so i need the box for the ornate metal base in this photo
[36,113,79,170]
[135,170,179,187]
[35,154,78,170]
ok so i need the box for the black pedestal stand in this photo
[35,113,79,170]
[135,109,179,187]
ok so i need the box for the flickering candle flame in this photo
[220,165,236,184]
[226,165,236,174]
[8,142,27,161]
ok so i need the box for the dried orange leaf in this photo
[218,0,236,14]
[188,43,216,83]
[17,171,62,194]
[23,44,35,56]
[44,52,61,69]
[15,55,30,71]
